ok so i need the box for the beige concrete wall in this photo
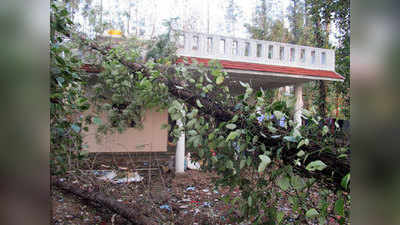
[83,108,168,152]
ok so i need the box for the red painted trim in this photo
[176,57,344,80]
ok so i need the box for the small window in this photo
[311,51,316,64]
[232,40,238,55]
[300,49,306,63]
[207,37,213,53]
[268,45,274,59]
[192,36,199,50]
[245,42,251,56]
[279,46,285,60]
[219,39,226,54]
[321,52,326,65]
[290,48,295,62]
[257,44,262,57]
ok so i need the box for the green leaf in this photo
[56,77,65,87]
[297,139,306,149]
[290,175,306,190]
[226,160,233,169]
[341,173,350,190]
[259,155,271,164]
[79,150,89,157]
[334,197,345,216]
[306,160,327,172]
[232,115,239,122]
[252,135,259,144]
[283,136,297,143]
[248,196,253,207]
[246,157,251,166]
[277,176,290,191]
[296,150,305,157]
[199,148,204,157]
[226,123,237,130]
[305,208,319,218]
[226,130,240,141]
[268,124,277,133]
[258,162,267,173]
[93,117,102,125]
[322,125,329,135]
[240,159,246,169]
[273,110,284,120]
[196,99,203,108]
[188,130,197,136]
[277,211,285,224]
[216,75,224,85]
[258,155,271,173]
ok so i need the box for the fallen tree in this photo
[78,36,349,189]
[51,2,350,223]
[53,178,159,225]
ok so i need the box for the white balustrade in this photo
[174,31,336,71]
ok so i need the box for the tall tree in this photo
[225,0,242,36]
[332,0,350,119]
[245,0,271,40]
[306,0,334,118]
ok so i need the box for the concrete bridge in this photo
[173,31,344,173]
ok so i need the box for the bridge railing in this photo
[174,31,335,71]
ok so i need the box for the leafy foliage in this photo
[50,2,90,174]
[50,1,351,223]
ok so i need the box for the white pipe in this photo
[175,119,185,174]
[294,84,303,128]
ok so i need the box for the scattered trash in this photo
[202,188,209,193]
[111,214,117,225]
[179,205,189,209]
[181,198,191,202]
[160,204,171,211]
[186,186,195,191]
[194,208,200,215]
[118,166,128,170]
[203,202,211,207]
[186,153,201,170]
[59,178,65,182]
[190,200,200,205]
[100,164,110,168]
[97,171,117,181]
[213,190,219,194]
[113,172,143,184]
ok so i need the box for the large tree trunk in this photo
[54,179,159,225]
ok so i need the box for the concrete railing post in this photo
[175,119,185,174]
[294,84,303,128]
[176,31,336,71]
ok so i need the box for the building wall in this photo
[83,108,168,152]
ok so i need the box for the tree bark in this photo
[54,179,159,225]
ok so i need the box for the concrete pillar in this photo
[294,84,303,128]
[175,119,185,174]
